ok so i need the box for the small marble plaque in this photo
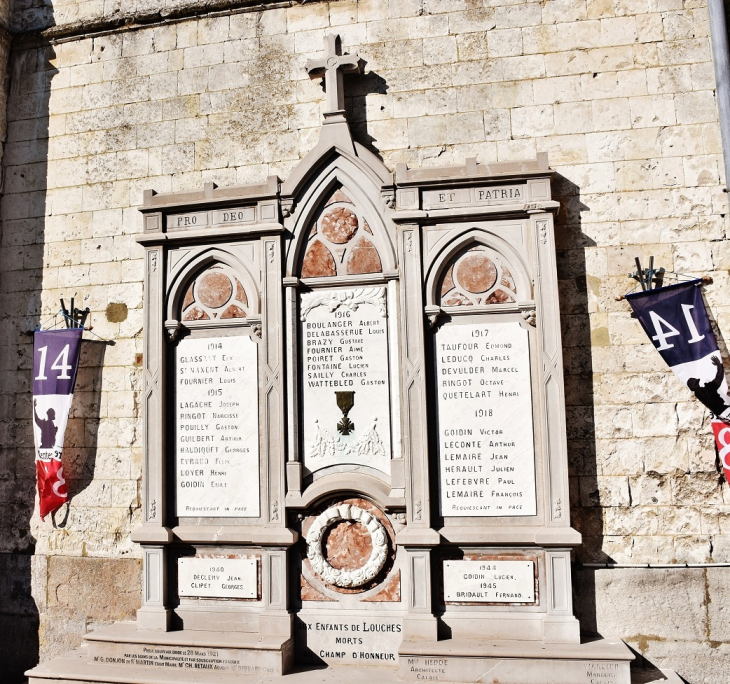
[443,560,535,603]
[300,287,392,475]
[474,184,524,205]
[295,613,401,667]
[422,184,525,210]
[422,188,471,209]
[212,207,256,225]
[168,211,209,230]
[435,320,536,517]
[175,335,260,517]
[400,656,627,683]
[178,557,257,599]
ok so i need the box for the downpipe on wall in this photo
[708,0,730,197]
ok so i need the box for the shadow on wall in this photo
[346,69,389,161]
[0,31,56,683]
[553,176,692,684]
[551,173,604,626]
[65,341,106,507]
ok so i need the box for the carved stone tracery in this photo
[180,263,250,321]
[301,187,383,278]
[439,245,517,307]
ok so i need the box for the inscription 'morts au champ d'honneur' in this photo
[443,560,536,603]
[178,557,257,599]
[175,335,259,517]
[435,320,536,517]
[300,287,392,476]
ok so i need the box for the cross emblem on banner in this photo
[306,34,362,116]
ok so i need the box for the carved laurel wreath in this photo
[299,287,387,321]
[306,504,388,588]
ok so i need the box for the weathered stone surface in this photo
[706,567,730,642]
[346,237,382,275]
[46,557,141,623]
[324,521,373,571]
[574,568,707,642]
[302,239,336,277]
[634,639,730,684]
[321,207,358,244]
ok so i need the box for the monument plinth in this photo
[27,34,635,684]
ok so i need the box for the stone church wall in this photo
[1,0,729,681]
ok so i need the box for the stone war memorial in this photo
[23,31,643,684]
[3,1,730,683]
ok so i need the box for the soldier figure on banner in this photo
[32,328,83,520]
[626,280,730,480]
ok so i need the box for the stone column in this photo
[531,212,570,527]
[262,235,285,525]
[396,223,439,641]
[283,277,302,497]
[543,549,580,643]
[259,548,291,638]
[132,246,172,630]
[137,545,171,631]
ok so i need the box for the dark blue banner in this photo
[627,281,729,420]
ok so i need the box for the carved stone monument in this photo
[27,34,633,684]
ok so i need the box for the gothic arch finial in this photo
[285,162,396,279]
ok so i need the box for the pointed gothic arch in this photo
[425,228,533,310]
[166,248,260,325]
[284,159,396,280]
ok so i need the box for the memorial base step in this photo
[26,622,294,682]
[24,625,677,684]
[398,636,636,684]
[26,648,682,684]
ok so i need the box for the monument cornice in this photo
[390,203,560,224]
[135,223,285,246]
[394,154,553,187]
[171,525,299,546]
[140,178,280,211]
[436,527,582,548]
[285,472,407,511]
[130,525,174,544]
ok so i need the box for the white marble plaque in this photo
[175,335,260,517]
[435,320,536,517]
[300,287,391,475]
[295,613,401,667]
[178,557,257,599]
[443,560,535,602]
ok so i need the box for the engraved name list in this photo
[435,321,537,517]
[300,287,392,475]
[175,335,260,517]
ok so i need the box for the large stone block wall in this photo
[1,0,729,681]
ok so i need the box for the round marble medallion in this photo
[306,504,388,588]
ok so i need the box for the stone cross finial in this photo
[306,34,362,117]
